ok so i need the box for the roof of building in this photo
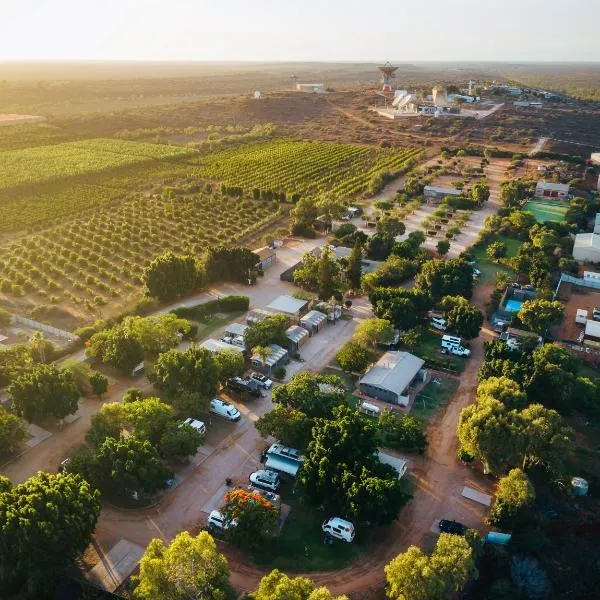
[585,320,600,339]
[251,343,288,367]
[286,325,309,344]
[360,351,425,394]
[200,339,244,354]
[300,310,328,327]
[225,323,248,337]
[378,451,408,476]
[574,233,600,250]
[535,181,570,192]
[266,295,308,315]
[424,185,462,196]
[506,327,540,340]
[254,246,276,261]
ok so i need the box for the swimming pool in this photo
[505,298,524,313]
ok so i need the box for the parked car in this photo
[58,457,71,473]
[180,418,207,435]
[247,485,281,508]
[210,398,241,422]
[431,316,448,331]
[511,282,521,289]
[443,345,471,357]
[593,307,600,321]
[250,372,273,390]
[249,469,280,492]
[322,517,355,542]
[227,376,263,398]
[130,361,144,377]
[207,510,236,531]
[439,519,467,535]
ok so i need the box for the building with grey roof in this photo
[266,295,309,320]
[359,351,426,406]
[251,344,289,376]
[300,310,327,335]
[200,339,244,355]
[286,325,309,352]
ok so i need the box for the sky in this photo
[0,0,598,62]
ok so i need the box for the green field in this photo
[193,139,422,199]
[471,235,521,283]
[412,377,459,422]
[524,199,568,223]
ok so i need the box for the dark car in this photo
[227,377,263,398]
[439,519,467,535]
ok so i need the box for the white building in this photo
[590,152,600,166]
[535,181,570,200]
[573,233,600,263]
[296,83,326,93]
[200,339,244,355]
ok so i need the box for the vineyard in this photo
[0,189,280,326]
[192,139,422,199]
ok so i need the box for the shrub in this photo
[273,366,286,380]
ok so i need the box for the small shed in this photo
[266,295,309,321]
[200,339,244,355]
[378,451,408,479]
[246,308,274,325]
[576,309,588,325]
[300,310,327,335]
[254,247,277,271]
[584,319,600,343]
[286,325,309,353]
[251,344,289,376]
[225,323,248,338]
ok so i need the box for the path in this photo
[529,136,548,156]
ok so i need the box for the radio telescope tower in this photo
[378,62,398,92]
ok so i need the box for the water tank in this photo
[571,477,589,497]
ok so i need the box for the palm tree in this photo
[252,345,273,367]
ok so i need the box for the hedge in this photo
[171,295,250,320]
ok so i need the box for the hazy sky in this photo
[0,0,598,62]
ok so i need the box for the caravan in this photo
[263,443,304,477]
[441,335,471,357]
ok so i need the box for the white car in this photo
[431,316,448,331]
[210,398,241,422]
[251,373,273,390]
[207,510,236,531]
[322,517,355,542]
[247,485,282,508]
[249,469,280,492]
[180,418,207,435]
[445,345,471,357]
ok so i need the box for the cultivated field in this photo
[193,139,422,198]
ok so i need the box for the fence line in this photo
[11,315,78,342]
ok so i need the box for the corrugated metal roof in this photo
[200,339,244,354]
[535,181,570,193]
[585,320,600,339]
[255,246,276,261]
[574,233,600,249]
[424,185,462,196]
[301,310,327,327]
[266,295,308,315]
[252,344,288,367]
[286,325,309,344]
[225,323,248,337]
[360,351,424,394]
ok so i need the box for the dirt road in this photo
[530,136,548,155]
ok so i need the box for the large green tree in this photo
[518,299,564,335]
[336,340,374,374]
[0,407,26,456]
[86,402,124,447]
[122,313,193,354]
[87,327,144,373]
[0,472,100,593]
[353,318,396,348]
[244,314,290,351]
[134,531,229,600]
[489,468,535,529]
[159,421,204,460]
[346,243,363,291]
[122,397,174,445]
[252,570,348,600]
[377,216,406,238]
[415,258,473,301]
[150,345,219,399]
[9,363,79,422]
[385,533,477,600]
[143,251,200,302]
[255,405,314,450]
[317,245,341,300]
[213,349,245,385]
[446,302,484,340]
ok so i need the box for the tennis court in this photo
[524,199,568,223]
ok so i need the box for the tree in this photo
[27,332,54,363]
[172,390,211,417]
[370,288,431,330]
[252,345,273,367]
[0,406,26,455]
[150,346,219,399]
[378,410,427,453]
[272,372,346,418]
[252,569,348,600]
[317,245,340,300]
[86,402,124,446]
[255,405,314,450]
[0,472,100,593]
[471,182,490,205]
[489,469,535,529]
[293,252,320,290]
[362,256,419,292]
[244,314,290,351]
[213,349,244,385]
[510,556,550,599]
[346,243,363,291]
[123,398,174,445]
[87,327,144,373]
[159,422,204,460]
[95,435,172,498]
[336,340,374,373]
[9,363,79,422]
[366,233,395,261]
[399,329,422,352]
[298,406,407,524]
[122,314,192,354]
[436,239,450,256]
[143,251,200,302]
[446,302,484,340]
[518,299,564,335]
[134,531,229,600]
[123,387,144,403]
[476,376,527,409]
[0,307,11,329]
[89,371,108,397]
[415,258,473,301]
[291,197,319,234]
[222,488,279,551]
[353,318,396,349]
[385,533,477,600]
[486,241,507,260]
[377,216,406,238]
[203,246,259,284]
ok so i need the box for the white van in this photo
[130,361,145,377]
[322,517,355,542]
[441,335,462,349]
[431,316,448,331]
[180,418,207,435]
[359,402,381,417]
[207,510,236,531]
[446,345,471,357]
[210,398,241,422]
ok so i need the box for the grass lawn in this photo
[412,376,459,422]
[524,200,568,223]
[471,235,521,284]
[401,330,467,374]
[194,311,245,341]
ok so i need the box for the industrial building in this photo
[359,351,426,406]
[534,181,570,200]
[572,233,600,263]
